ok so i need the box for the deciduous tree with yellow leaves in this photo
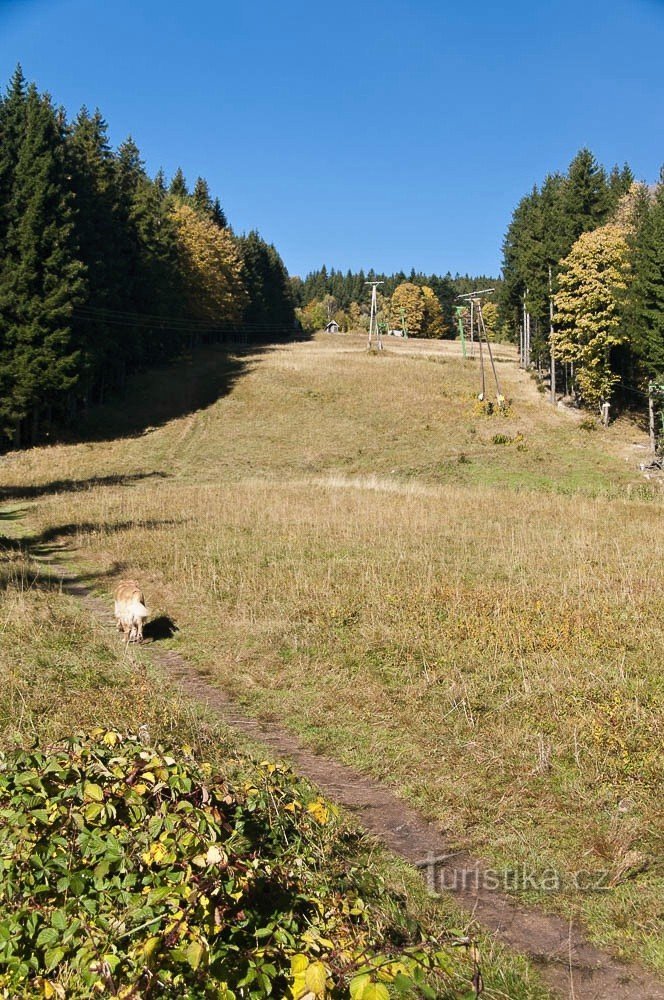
[171,204,247,324]
[553,223,631,411]
[389,283,445,338]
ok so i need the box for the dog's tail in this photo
[115,599,149,620]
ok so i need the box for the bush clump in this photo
[0,732,475,998]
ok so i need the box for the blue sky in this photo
[1,0,663,278]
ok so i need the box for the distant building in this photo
[325,320,340,334]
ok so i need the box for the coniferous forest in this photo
[292,267,500,339]
[0,68,295,448]
[498,148,664,426]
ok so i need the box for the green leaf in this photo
[83,783,104,803]
[392,973,416,994]
[36,927,60,948]
[84,801,104,822]
[44,946,65,971]
[350,975,371,998]
[50,911,68,932]
[186,939,205,971]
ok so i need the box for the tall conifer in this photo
[0,85,85,442]
[211,196,228,229]
[192,176,212,217]
[169,167,188,199]
[630,175,664,381]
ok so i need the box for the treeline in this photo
[292,266,501,338]
[0,68,295,447]
[499,148,664,428]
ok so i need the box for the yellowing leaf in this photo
[84,801,104,822]
[39,982,64,999]
[141,842,168,866]
[349,975,371,999]
[83,783,104,803]
[142,936,161,960]
[186,939,205,970]
[304,961,327,995]
[291,954,309,975]
[306,800,329,824]
[359,985,389,1000]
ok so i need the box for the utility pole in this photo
[455,305,467,358]
[523,291,531,369]
[365,281,384,351]
[457,289,503,406]
[649,382,656,453]
[549,265,556,404]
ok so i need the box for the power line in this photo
[71,304,294,336]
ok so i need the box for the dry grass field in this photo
[1,333,662,979]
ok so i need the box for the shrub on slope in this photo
[0,731,474,999]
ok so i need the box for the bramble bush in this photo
[0,731,478,998]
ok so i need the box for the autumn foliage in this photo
[0,731,476,998]
[171,204,247,324]
[553,224,631,407]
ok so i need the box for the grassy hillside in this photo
[0,557,548,999]
[1,333,662,979]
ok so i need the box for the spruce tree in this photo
[608,163,635,212]
[130,172,186,356]
[0,85,85,443]
[630,175,664,381]
[192,176,212,216]
[169,167,188,199]
[0,66,27,250]
[562,148,610,243]
[237,231,294,329]
[211,196,228,229]
[116,137,144,197]
[68,108,134,399]
[154,168,167,197]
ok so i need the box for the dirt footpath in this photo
[58,566,663,1000]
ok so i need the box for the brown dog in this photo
[114,580,148,642]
